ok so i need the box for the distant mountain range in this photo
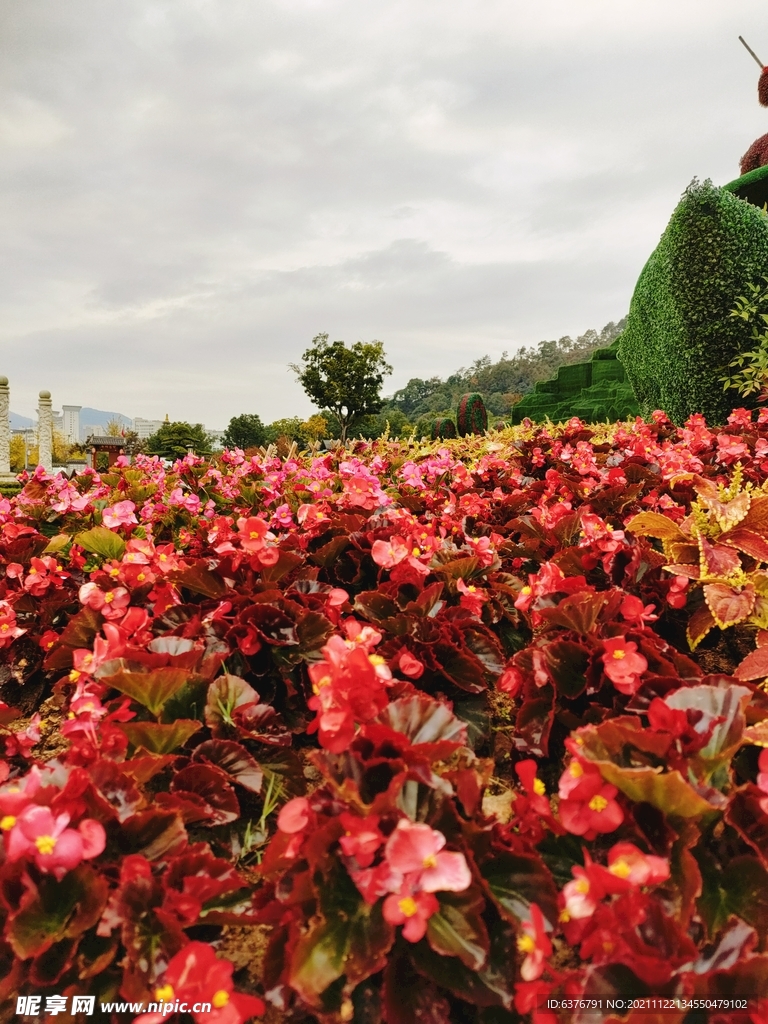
[78,408,132,430]
[10,407,132,432]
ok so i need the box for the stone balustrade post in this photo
[38,391,53,472]
[0,378,9,475]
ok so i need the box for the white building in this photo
[62,405,82,444]
[133,417,164,439]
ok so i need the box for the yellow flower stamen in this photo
[517,934,535,954]
[532,778,546,796]
[34,835,57,855]
[412,547,421,557]
[521,586,531,595]
[569,761,583,778]
[312,675,332,694]
[398,896,418,918]
[155,984,175,1002]
[422,854,437,869]
[609,859,631,879]
[574,879,590,894]
[0,815,16,830]
[212,991,230,1009]
[612,649,625,659]
[104,592,114,603]
[588,795,608,813]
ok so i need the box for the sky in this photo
[1,0,767,428]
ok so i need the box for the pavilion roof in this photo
[85,436,125,446]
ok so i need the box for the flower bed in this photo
[1,409,768,1023]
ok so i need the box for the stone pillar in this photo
[0,378,9,475]
[37,390,53,472]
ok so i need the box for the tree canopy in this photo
[145,421,212,460]
[222,413,268,451]
[291,334,392,442]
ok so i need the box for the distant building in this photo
[208,429,225,448]
[62,405,82,444]
[133,417,164,439]
[81,423,106,440]
[52,411,63,435]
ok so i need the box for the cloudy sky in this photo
[1,0,766,427]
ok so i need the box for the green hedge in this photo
[618,179,768,424]
[511,341,639,424]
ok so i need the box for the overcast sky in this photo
[1,0,767,427]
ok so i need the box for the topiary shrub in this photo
[618,179,768,424]
[430,417,457,440]
[456,393,487,436]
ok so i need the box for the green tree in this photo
[265,417,305,445]
[290,334,392,443]
[222,413,268,451]
[145,421,212,460]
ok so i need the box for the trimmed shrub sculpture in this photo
[456,392,487,436]
[430,417,457,440]
[511,341,639,424]
[619,179,768,424]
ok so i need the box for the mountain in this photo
[79,408,132,430]
[9,413,33,430]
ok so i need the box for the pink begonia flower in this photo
[562,864,601,920]
[758,750,768,815]
[498,665,524,697]
[371,536,409,569]
[79,582,131,620]
[384,820,471,893]
[168,488,201,514]
[605,842,669,887]
[338,812,384,868]
[457,578,488,617]
[102,500,138,529]
[517,903,552,981]
[0,603,25,649]
[0,766,42,822]
[383,885,439,942]
[601,636,647,695]
[277,797,312,834]
[133,941,264,1024]
[397,649,424,679]
[6,805,105,879]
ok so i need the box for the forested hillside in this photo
[370,318,626,435]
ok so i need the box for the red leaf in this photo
[192,739,263,793]
[698,535,741,577]
[734,645,768,681]
[703,583,756,629]
[687,604,716,650]
[721,527,768,563]
[170,764,240,824]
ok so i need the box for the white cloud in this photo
[0,0,766,424]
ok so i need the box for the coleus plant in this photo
[0,411,766,1022]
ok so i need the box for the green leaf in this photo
[119,719,202,754]
[8,867,109,959]
[411,912,515,1010]
[42,534,71,555]
[100,663,193,716]
[426,889,489,971]
[289,869,394,1007]
[58,606,103,649]
[481,850,559,929]
[576,718,722,819]
[74,526,126,560]
[695,851,768,943]
[169,565,227,598]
